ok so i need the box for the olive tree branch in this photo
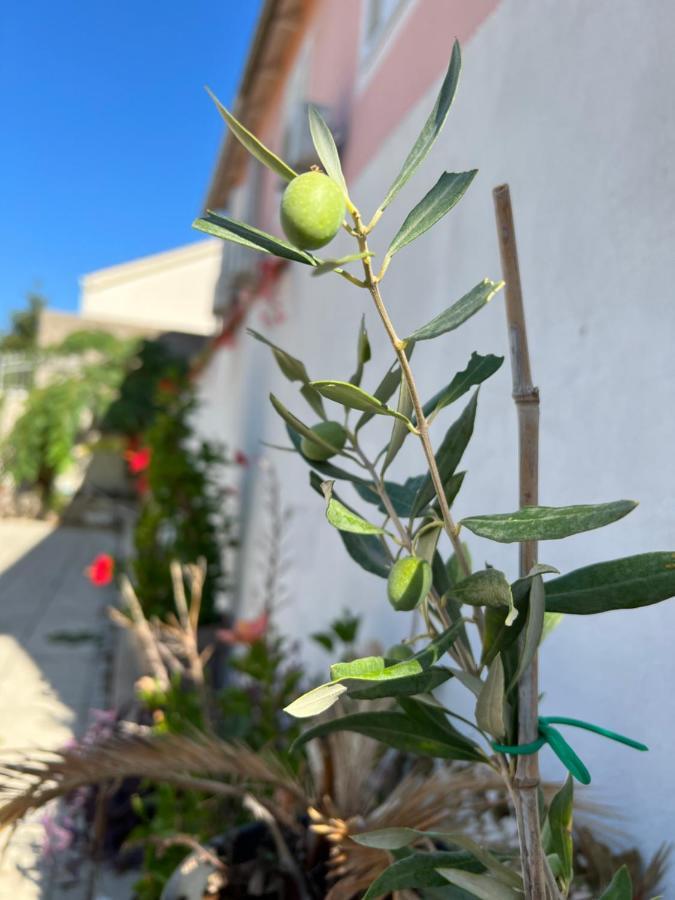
[350,211,471,582]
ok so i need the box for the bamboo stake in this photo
[493,183,546,898]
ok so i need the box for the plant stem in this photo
[352,212,471,581]
[494,183,547,899]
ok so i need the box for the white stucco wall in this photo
[195,0,675,871]
[81,240,222,336]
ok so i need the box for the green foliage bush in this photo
[132,385,233,622]
[101,339,188,438]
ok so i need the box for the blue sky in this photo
[0,1,262,330]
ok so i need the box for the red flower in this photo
[217,612,269,645]
[86,554,115,587]
[157,378,179,395]
[125,446,152,474]
[234,450,249,467]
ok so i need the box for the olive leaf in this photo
[310,380,416,429]
[423,352,504,419]
[411,391,478,516]
[321,480,386,535]
[269,394,340,454]
[354,827,521,890]
[598,866,633,900]
[544,551,675,614]
[435,869,520,900]
[475,656,507,739]
[382,376,413,472]
[248,329,325,418]
[508,574,546,689]
[291,709,484,761]
[408,279,504,342]
[387,170,477,257]
[360,850,484,899]
[205,86,297,182]
[349,315,372,386]
[378,40,462,212]
[307,104,352,207]
[194,210,316,265]
[461,500,638,543]
[450,568,518,626]
[284,656,427,719]
[544,776,574,888]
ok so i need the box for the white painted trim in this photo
[80,239,222,290]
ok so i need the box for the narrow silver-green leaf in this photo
[509,574,546,690]
[598,866,633,900]
[307,104,351,204]
[461,500,638,543]
[423,352,504,419]
[545,776,574,887]
[285,657,425,719]
[354,827,521,889]
[349,666,451,701]
[362,851,483,899]
[205,86,297,182]
[382,377,413,472]
[379,40,462,211]
[475,656,506,739]
[349,315,371,386]
[269,394,339,453]
[436,870,520,900]
[330,656,421,682]
[340,530,390,578]
[409,279,504,342]
[283,682,347,718]
[291,710,483,760]
[311,379,414,428]
[354,475,427,519]
[248,328,325,418]
[194,211,316,265]
[451,568,518,626]
[388,170,477,257]
[411,390,478,516]
[321,480,385,535]
[545,551,675,614]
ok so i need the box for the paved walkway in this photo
[0,520,135,899]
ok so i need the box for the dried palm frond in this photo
[314,766,511,900]
[572,825,670,899]
[0,731,305,831]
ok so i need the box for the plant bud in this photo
[387,556,433,611]
[300,421,347,461]
[281,171,345,250]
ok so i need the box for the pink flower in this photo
[217,611,269,645]
[234,450,249,467]
[125,446,152,474]
[86,553,114,587]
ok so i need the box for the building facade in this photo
[192,0,675,868]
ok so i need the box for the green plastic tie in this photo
[491,716,648,785]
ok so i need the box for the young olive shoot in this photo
[196,41,673,899]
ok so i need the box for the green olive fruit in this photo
[300,421,347,461]
[387,556,433,612]
[386,643,414,661]
[281,171,345,250]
